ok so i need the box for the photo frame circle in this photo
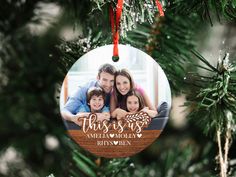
[60,44,171,158]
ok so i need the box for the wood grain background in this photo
[68,130,162,158]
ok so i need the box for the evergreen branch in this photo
[73,150,98,169]
[191,50,218,72]
[73,154,97,177]
[203,0,213,26]
[88,0,161,36]
[192,63,216,73]
[2,1,236,176]
[213,0,221,23]
[171,0,236,23]
[125,9,202,94]
[185,51,236,176]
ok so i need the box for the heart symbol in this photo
[110,134,114,138]
[113,141,118,145]
[137,134,142,138]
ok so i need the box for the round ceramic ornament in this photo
[60,44,171,158]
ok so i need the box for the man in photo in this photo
[61,63,116,125]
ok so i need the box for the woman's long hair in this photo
[113,69,135,110]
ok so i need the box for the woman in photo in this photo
[110,69,157,120]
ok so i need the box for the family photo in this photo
[60,45,171,130]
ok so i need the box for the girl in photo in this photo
[126,90,157,117]
[112,90,157,118]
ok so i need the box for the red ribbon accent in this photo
[155,0,164,16]
[110,0,124,58]
[110,0,163,59]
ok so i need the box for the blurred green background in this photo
[0,0,236,177]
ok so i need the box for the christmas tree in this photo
[0,0,236,177]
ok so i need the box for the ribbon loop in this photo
[156,0,164,17]
[110,0,164,62]
[110,0,124,62]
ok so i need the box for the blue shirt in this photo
[63,80,110,114]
